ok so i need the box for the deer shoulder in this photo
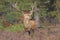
[29,20,36,29]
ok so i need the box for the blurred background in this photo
[0,0,60,32]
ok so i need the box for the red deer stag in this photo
[10,2,36,35]
[22,10,36,35]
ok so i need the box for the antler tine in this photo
[30,2,36,15]
[30,4,34,15]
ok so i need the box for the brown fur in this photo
[22,10,36,34]
[29,20,36,29]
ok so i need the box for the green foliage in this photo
[5,24,24,32]
[0,25,4,30]
[0,19,4,30]
[40,0,49,2]
[5,11,21,22]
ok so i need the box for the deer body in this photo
[27,20,36,31]
[22,10,36,35]
[23,13,31,29]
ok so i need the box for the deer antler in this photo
[10,2,36,14]
[30,2,37,14]
[10,2,22,12]
[30,5,34,15]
